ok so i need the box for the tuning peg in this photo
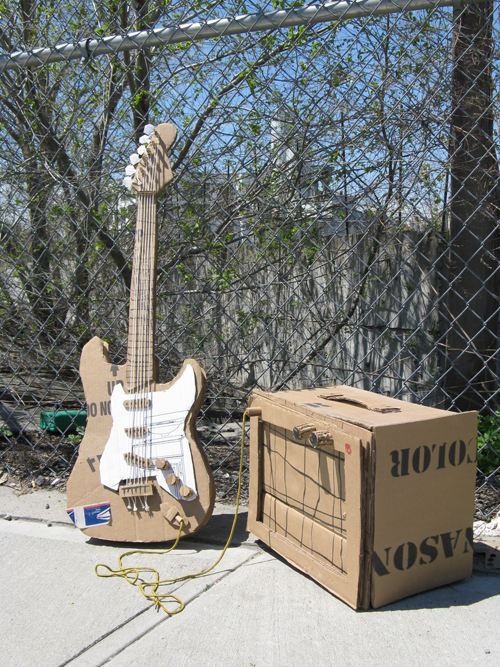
[122,176,133,189]
[125,164,136,176]
[144,123,155,135]
[137,145,146,156]
[139,134,150,145]
[129,153,140,165]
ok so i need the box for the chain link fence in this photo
[0,0,499,519]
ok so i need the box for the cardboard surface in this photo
[247,390,365,609]
[67,339,215,542]
[370,413,476,607]
[247,385,477,609]
[261,423,347,534]
[67,125,215,542]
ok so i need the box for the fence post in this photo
[444,0,500,411]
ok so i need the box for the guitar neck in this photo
[126,192,158,393]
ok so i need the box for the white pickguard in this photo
[99,363,198,501]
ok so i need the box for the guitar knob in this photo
[160,503,190,528]
[155,458,169,470]
[166,474,179,486]
[180,485,194,499]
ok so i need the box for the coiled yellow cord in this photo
[95,409,247,615]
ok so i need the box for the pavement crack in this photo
[95,548,261,666]
[1,513,74,528]
[56,606,152,667]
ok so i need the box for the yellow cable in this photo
[95,409,248,615]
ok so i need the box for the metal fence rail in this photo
[0,0,474,71]
[0,0,499,519]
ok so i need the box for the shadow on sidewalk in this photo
[376,573,500,612]
[85,507,250,551]
[255,540,500,612]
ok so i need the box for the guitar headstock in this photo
[123,123,177,195]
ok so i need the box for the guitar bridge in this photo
[119,482,154,498]
[123,452,154,468]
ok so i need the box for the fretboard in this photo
[126,192,158,393]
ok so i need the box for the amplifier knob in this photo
[293,423,316,440]
[309,431,334,448]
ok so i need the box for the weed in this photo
[478,412,500,474]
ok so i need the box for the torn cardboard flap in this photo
[474,540,500,570]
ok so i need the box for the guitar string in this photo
[138,149,151,495]
[127,163,140,497]
[136,172,147,493]
[137,165,145,495]
[142,183,147,493]
[125,132,173,510]
[128,138,152,501]
[143,138,155,496]
[145,139,159,500]
[141,136,158,506]
[132,192,139,493]
[141,148,149,494]
[149,144,156,490]
[142,138,155,498]
[130,176,142,501]
[126,193,134,493]
[143,152,152,498]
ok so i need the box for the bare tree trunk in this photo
[444,1,500,412]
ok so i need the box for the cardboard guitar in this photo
[67,123,215,542]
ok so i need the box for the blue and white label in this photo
[67,502,111,529]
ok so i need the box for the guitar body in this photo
[67,336,215,542]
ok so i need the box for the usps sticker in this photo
[67,502,111,529]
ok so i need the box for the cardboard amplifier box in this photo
[247,385,477,609]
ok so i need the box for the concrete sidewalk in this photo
[1,485,500,667]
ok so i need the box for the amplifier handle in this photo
[318,393,401,414]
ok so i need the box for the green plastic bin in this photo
[40,410,87,434]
